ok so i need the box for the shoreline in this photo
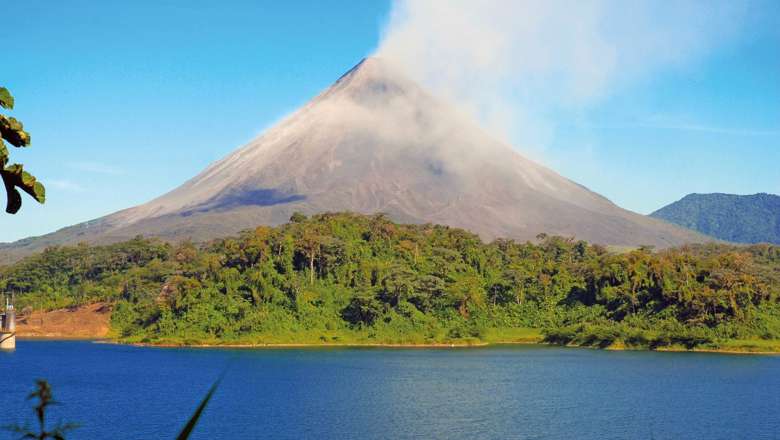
[15,328,780,355]
[124,338,780,355]
[49,338,780,355]
[128,341,495,349]
[654,347,780,356]
[18,335,108,341]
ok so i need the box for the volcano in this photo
[1,57,707,260]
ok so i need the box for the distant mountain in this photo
[0,57,708,262]
[651,193,780,244]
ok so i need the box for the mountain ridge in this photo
[651,192,780,244]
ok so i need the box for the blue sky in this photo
[1,0,778,242]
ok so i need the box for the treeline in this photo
[2,212,779,348]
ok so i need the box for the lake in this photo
[1,341,778,439]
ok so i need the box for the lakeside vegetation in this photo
[2,212,780,351]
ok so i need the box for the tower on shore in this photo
[1,296,16,350]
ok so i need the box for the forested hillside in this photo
[3,212,779,350]
[651,193,780,244]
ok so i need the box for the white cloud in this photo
[67,161,125,175]
[568,117,780,137]
[636,123,780,137]
[46,179,85,192]
[375,0,749,155]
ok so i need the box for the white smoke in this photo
[376,0,748,158]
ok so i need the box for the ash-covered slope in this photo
[1,57,707,260]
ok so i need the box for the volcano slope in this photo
[0,57,708,262]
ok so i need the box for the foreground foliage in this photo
[4,380,78,439]
[6,378,218,440]
[0,86,45,214]
[3,212,780,350]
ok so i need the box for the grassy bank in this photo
[116,327,544,347]
[112,326,780,354]
[542,323,780,353]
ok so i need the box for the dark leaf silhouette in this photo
[176,376,222,440]
[4,380,78,440]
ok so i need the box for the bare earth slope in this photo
[16,303,111,339]
[0,58,707,262]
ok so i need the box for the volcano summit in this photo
[2,57,706,259]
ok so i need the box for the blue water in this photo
[1,341,778,439]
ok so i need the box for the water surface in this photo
[1,341,778,439]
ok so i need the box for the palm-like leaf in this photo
[175,377,222,440]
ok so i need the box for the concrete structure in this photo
[0,297,15,350]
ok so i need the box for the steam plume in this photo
[376,0,747,156]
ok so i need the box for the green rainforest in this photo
[3,212,780,351]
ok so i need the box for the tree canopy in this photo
[3,212,779,349]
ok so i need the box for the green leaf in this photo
[0,88,43,215]
[0,164,45,213]
[0,139,8,166]
[0,87,14,110]
[21,170,35,187]
[0,115,31,147]
[33,181,46,203]
[4,163,22,175]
